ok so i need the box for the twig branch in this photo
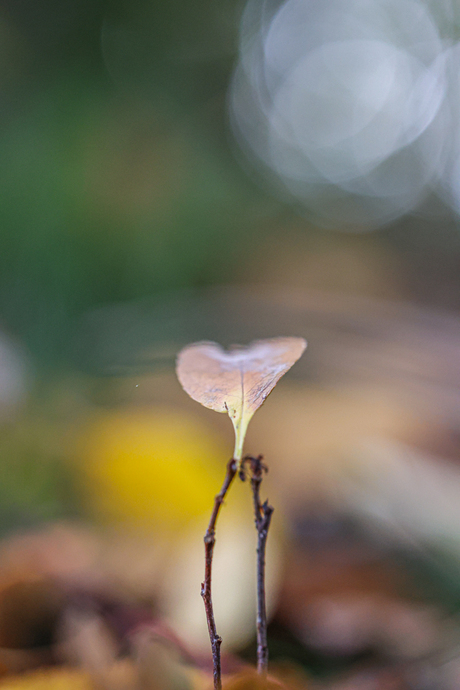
[244,454,274,676]
[202,457,238,690]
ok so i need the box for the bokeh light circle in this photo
[229,0,455,228]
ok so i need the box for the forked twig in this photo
[202,457,238,690]
[244,454,274,676]
[177,338,305,686]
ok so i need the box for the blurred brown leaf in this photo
[223,668,305,690]
[176,338,306,461]
[0,580,64,650]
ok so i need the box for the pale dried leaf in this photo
[176,338,306,461]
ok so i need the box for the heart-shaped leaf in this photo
[176,337,307,462]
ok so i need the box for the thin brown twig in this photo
[202,457,238,690]
[244,454,274,677]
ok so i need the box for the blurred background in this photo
[1,0,460,688]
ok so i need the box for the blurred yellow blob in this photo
[0,670,92,690]
[80,408,228,530]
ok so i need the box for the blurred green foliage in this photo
[0,0,269,368]
[0,416,79,530]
